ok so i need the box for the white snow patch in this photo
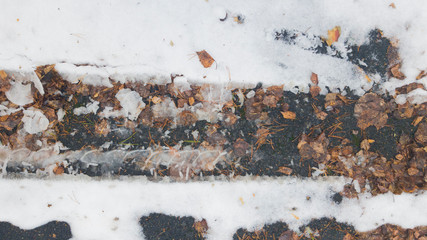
[115,88,145,121]
[22,109,49,134]
[0,0,425,100]
[5,81,33,106]
[73,99,99,115]
[0,177,425,240]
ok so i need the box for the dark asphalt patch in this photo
[0,221,72,240]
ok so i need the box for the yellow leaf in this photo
[0,70,7,79]
[326,26,341,46]
[239,197,244,205]
[281,111,296,120]
[196,50,215,68]
[189,97,195,106]
[291,213,299,220]
[412,116,424,126]
[152,96,162,104]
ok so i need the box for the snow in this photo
[0,177,425,240]
[0,0,426,102]
[0,1,426,239]
[115,89,145,121]
[73,99,100,115]
[21,108,49,134]
[5,81,33,106]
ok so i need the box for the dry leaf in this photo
[416,70,427,80]
[415,122,427,145]
[310,72,319,85]
[196,50,215,68]
[390,63,406,80]
[389,3,396,8]
[53,165,64,175]
[277,166,292,175]
[262,95,278,107]
[0,70,7,80]
[310,85,321,97]
[151,96,162,104]
[326,26,341,46]
[281,111,296,120]
[407,167,419,176]
[193,219,208,237]
[188,97,195,106]
[412,116,424,126]
[354,93,388,130]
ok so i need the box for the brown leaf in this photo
[178,110,197,126]
[416,70,427,80]
[53,164,64,175]
[326,26,341,46]
[390,63,406,80]
[395,83,424,95]
[193,219,208,237]
[310,72,319,85]
[354,93,388,130]
[281,111,296,120]
[95,119,110,137]
[414,122,427,145]
[233,138,250,157]
[277,166,293,175]
[35,64,56,80]
[0,111,23,131]
[310,85,321,97]
[262,95,277,107]
[407,167,419,176]
[315,111,328,120]
[25,134,42,151]
[223,112,238,126]
[266,85,284,99]
[0,70,11,92]
[196,50,215,68]
[297,133,329,163]
[151,96,162,104]
[279,230,298,240]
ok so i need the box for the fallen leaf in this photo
[277,166,292,175]
[412,116,424,126]
[193,219,208,237]
[53,164,64,175]
[279,230,298,240]
[262,95,277,107]
[390,63,406,80]
[196,50,215,68]
[178,110,197,126]
[354,93,388,130]
[233,138,250,157]
[95,119,110,137]
[151,96,162,104]
[297,133,329,163]
[416,70,427,80]
[188,97,195,106]
[0,71,11,92]
[310,85,321,97]
[326,26,341,46]
[281,111,296,120]
[407,167,419,176]
[310,72,319,85]
[389,3,396,8]
[415,122,427,145]
[0,70,7,80]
